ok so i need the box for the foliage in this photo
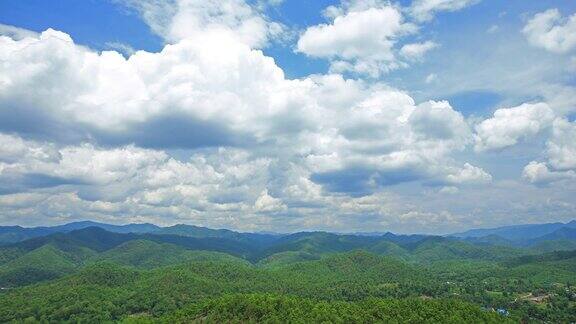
[162,294,511,323]
[0,226,575,322]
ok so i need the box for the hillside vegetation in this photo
[0,222,574,322]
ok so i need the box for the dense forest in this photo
[0,221,575,322]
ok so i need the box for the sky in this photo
[0,0,575,234]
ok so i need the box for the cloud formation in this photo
[0,24,497,232]
[296,0,478,77]
[409,0,480,22]
[522,162,576,185]
[474,103,555,151]
[400,41,439,60]
[297,4,416,76]
[0,23,39,40]
[523,8,576,54]
[522,118,576,185]
[118,0,284,48]
[0,0,574,233]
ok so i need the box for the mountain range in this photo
[2,219,575,250]
[0,219,575,322]
[452,220,576,240]
[0,219,574,288]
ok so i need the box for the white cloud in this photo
[0,133,59,164]
[545,119,576,171]
[425,73,437,83]
[474,102,555,151]
[523,9,576,54]
[0,29,486,196]
[254,189,286,213]
[0,192,47,208]
[0,24,38,40]
[295,0,468,77]
[410,0,480,22]
[521,119,576,185]
[439,186,459,194]
[297,6,410,60]
[487,25,499,34]
[409,100,471,147]
[4,16,573,232]
[445,163,492,185]
[0,24,493,229]
[400,41,438,60]
[297,4,416,77]
[0,28,295,146]
[118,0,283,48]
[522,161,575,184]
[1,130,573,233]
[302,95,486,194]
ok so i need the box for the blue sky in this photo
[0,0,575,233]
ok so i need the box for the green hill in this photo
[530,239,576,253]
[162,293,510,323]
[0,244,95,287]
[257,251,320,267]
[0,249,574,322]
[0,247,25,266]
[7,227,264,260]
[257,233,529,264]
[152,224,279,248]
[367,240,410,259]
[256,232,379,259]
[0,225,574,322]
[11,227,139,253]
[408,237,528,262]
[265,251,432,301]
[92,240,247,269]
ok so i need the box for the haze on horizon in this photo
[0,0,575,235]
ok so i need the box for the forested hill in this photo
[0,221,574,322]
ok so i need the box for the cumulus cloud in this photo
[474,102,555,151]
[521,119,576,185]
[0,29,486,195]
[400,41,438,60]
[254,189,286,213]
[0,28,295,148]
[305,96,486,195]
[523,9,576,54]
[0,137,281,225]
[8,0,574,232]
[0,134,59,164]
[522,162,575,185]
[0,23,38,40]
[118,0,283,48]
[297,3,417,77]
[1,127,573,233]
[445,163,492,185]
[546,119,576,171]
[295,0,453,77]
[0,25,499,231]
[486,25,499,34]
[410,0,480,22]
[425,73,437,83]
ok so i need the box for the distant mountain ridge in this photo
[0,220,575,322]
[0,226,530,288]
[450,220,576,242]
[0,221,160,244]
[0,221,277,245]
[1,219,575,252]
[1,219,575,289]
